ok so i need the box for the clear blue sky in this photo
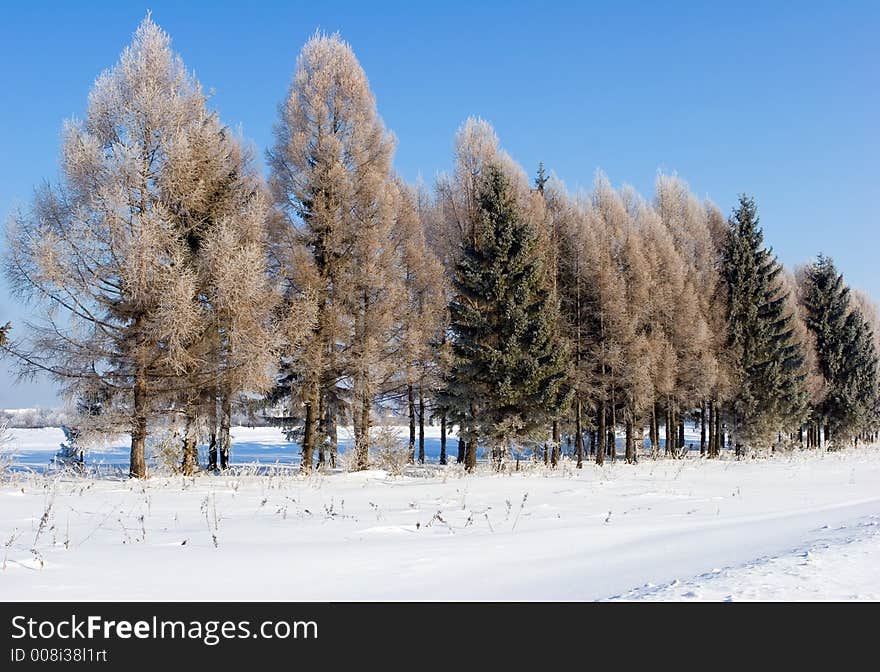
[1,0,877,407]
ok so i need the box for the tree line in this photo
[2,17,878,478]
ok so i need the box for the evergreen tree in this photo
[722,195,807,450]
[801,256,880,441]
[534,162,548,195]
[800,256,852,441]
[442,166,570,471]
[839,307,880,437]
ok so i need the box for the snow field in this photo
[1,428,880,601]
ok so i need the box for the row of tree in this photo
[2,17,878,478]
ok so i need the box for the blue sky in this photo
[1,0,877,406]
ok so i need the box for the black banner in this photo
[0,602,873,667]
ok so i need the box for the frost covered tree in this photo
[269,32,402,471]
[654,175,722,456]
[580,174,642,465]
[530,168,573,466]
[543,182,591,466]
[395,182,447,465]
[442,166,569,471]
[3,16,278,478]
[175,132,279,475]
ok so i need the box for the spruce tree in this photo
[534,162,548,195]
[801,257,880,443]
[838,307,880,438]
[722,195,807,450]
[442,165,570,470]
[800,256,853,442]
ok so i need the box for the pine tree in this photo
[432,118,531,463]
[839,308,879,438]
[442,165,570,470]
[800,256,879,442]
[534,162,548,195]
[722,195,807,450]
[800,256,850,442]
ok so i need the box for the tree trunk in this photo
[207,392,218,471]
[328,395,338,469]
[707,400,715,458]
[714,404,722,455]
[649,402,657,458]
[491,445,503,471]
[678,413,685,455]
[596,399,606,466]
[353,393,370,470]
[418,386,425,464]
[408,384,416,464]
[575,397,584,469]
[182,404,198,476]
[609,389,617,461]
[301,391,316,472]
[465,437,477,472]
[551,420,560,467]
[457,435,465,463]
[440,412,447,465]
[219,386,231,470]
[129,372,148,479]
[625,414,634,464]
[700,400,707,456]
[317,392,326,467]
[664,401,672,458]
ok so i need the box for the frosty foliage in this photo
[0,420,11,479]
[1,16,877,480]
[4,16,281,476]
[368,426,410,476]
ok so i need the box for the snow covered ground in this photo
[1,427,880,601]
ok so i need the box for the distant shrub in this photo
[369,426,410,476]
[0,419,11,479]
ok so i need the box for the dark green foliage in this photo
[441,166,570,463]
[722,195,807,446]
[802,256,879,440]
[534,162,548,195]
[839,308,880,434]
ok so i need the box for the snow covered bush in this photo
[369,427,410,476]
[51,425,85,474]
[150,427,185,476]
[0,419,11,479]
